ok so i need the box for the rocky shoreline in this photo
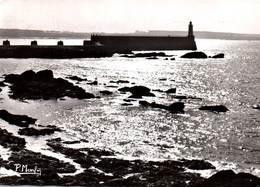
[0,70,259,186]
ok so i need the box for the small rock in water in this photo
[66,75,88,82]
[199,105,229,112]
[211,53,224,58]
[181,51,207,59]
[119,85,155,97]
[140,101,185,113]
[100,90,113,95]
[252,105,260,110]
[165,88,177,93]
[18,127,62,136]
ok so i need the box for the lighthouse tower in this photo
[188,21,194,37]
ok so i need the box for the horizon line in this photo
[1,28,260,36]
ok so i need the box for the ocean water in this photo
[0,38,259,177]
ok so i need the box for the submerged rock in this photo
[181,51,207,59]
[199,105,229,112]
[4,70,95,100]
[0,110,37,127]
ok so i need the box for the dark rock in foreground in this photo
[140,101,185,113]
[0,128,26,150]
[0,135,259,186]
[199,105,229,112]
[18,127,62,136]
[201,170,260,187]
[211,53,224,58]
[181,51,207,59]
[0,110,37,127]
[4,70,95,100]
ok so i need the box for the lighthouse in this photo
[188,21,194,37]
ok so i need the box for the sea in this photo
[0,38,259,178]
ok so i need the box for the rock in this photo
[18,127,62,136]
[120,54,135,58]
[119,86,155,97]
[62,140,81,144]
[0,128,26,150]
[159,78,167,81]
[181,51,207,59]
[34,70,54,80]
[87,79,98,85]
[123,99,135,102]
[199,105,229,112]
[1,149,77,185]
[4,70,96,100]
[139,100,150,106]
[180,159,216,170]
[129,86,155,97]
[167,102,185,112]
[170,57,175,60]
[165,88,176,93]
[202,170,260,187]
[110,80,130,84]
[0,81,6,87]
[252,105,260,110]
[152,89,164,92]
[211,53,224,58]
[0,110,37,127]
[146,56,158,60]
[75,90,95,99]
[118,87,131,92]
[106,85,118,88]
[140,101,185,113]
[121,103,133,106]
[66,75,87,82]
[100,90,113,95]
[135,52,167,58]
[172,95,188,99]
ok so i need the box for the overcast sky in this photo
[0,0,259,34]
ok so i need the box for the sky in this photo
[0,0,260,34]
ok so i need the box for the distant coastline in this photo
[1,29,260,40]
